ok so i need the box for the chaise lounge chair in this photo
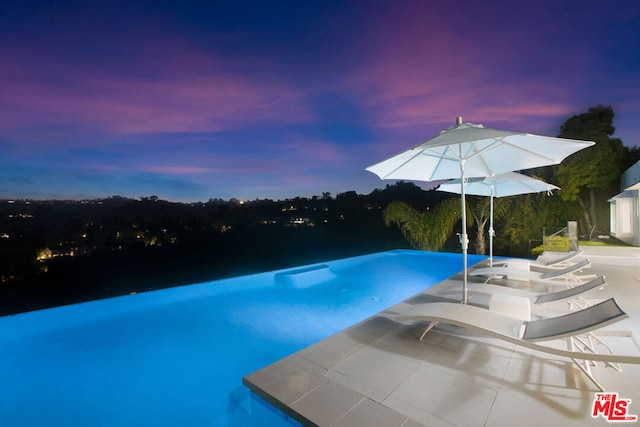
[437,275,607,313]
[395,298,639,391]
[493,249,585,271]
[470,258,594,284]
[536,249,584,267]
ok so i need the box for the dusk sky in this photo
[2,1,639,202]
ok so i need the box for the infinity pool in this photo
[0,250,485,426]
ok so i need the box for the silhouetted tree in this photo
[383,198,463,251]
[556,106,626,237]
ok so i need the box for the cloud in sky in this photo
[1,0,638,201]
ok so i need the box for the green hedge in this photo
[531,236,571,257]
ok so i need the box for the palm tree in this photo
[468,196,489,255]
[383,198,463,251]
[384,196,510,254]
[467,196,510,255]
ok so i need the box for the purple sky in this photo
[1,1,639,202]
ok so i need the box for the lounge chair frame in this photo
[438,276,607,310]
[538,249,584,267]
[494,250,585,271]
[470,258,595,284]
[396,298,639,391]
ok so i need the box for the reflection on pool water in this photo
[0,250,485,426]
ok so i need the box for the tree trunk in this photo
[589,189,598,237]
[576,195,593,238]
[475,218,487,255]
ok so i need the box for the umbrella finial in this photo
[456,116,463,125]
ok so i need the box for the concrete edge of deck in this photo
[242,310,416,427]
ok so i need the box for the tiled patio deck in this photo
[244,246,640,426]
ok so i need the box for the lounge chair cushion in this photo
[522,298,626,342]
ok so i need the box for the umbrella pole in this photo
[459,160,468,304]
[489,188,495,268]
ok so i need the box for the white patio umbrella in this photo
[366,117,594,303]
[437,172,560,268]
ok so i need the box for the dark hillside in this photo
[0,182,444,315]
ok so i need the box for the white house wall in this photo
[610,193,639,245]
[610,160,640,246]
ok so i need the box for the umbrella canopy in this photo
[437,172,560,267]
[366,118,594,303]
[366,121,594,181]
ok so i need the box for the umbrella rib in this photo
[428,145,460,161]
[380,148,462,180]
[379,149,426,179]
[429,153,447,181]
[467,136,558,164]
[503,139,559,163]
[420,147,461,181]
[523,182,537,193]
[461,141,496,176]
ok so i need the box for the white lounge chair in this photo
[396,298,639,391]
[470,258,594,284]
[438,276,607,312]
[536,249,584,267]
[493,249,585,271]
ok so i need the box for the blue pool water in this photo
[0,250,485,426]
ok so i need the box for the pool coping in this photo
[243,246,640,426]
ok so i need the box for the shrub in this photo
[531,236,571,256]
